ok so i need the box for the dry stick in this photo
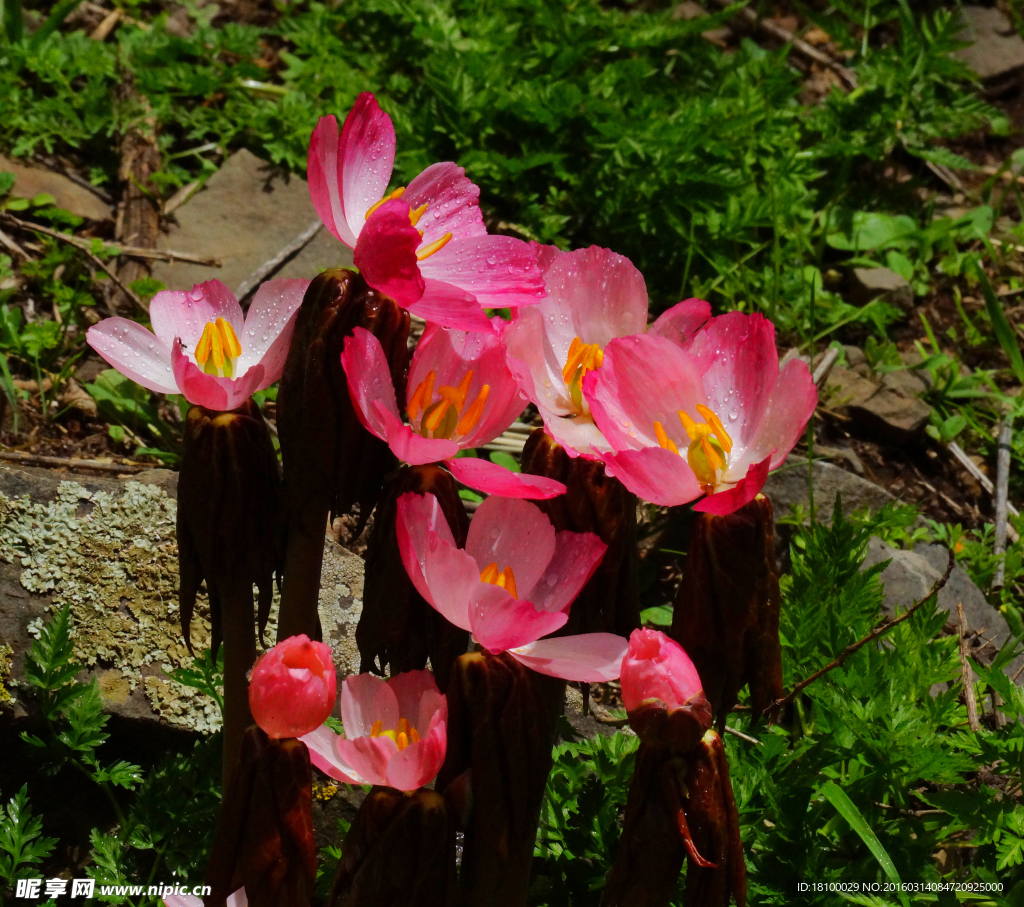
[771,549,955,712]
[0,227,29,261]
[234,220,322,302]
[994,415,1013,591]
[948,440,1021,543]
[0,212,218,265]
[812,346,840,387]
[0,451,142,474]
[957,602,981,733]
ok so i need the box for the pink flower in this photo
[163,888,246,907]
[396,491,628,682]
[620,628,704,714]
[585,312,817,514]
[87,278,309,411]
[300,670,447,791]
[504,245,710,457]
[340,322,565,499]
[248,635,337,739]
[308,93,544,332]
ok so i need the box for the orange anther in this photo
[416,232,453,260]
[480,562,500,585]
[653,421,679,455]
[456,384,489,436]
[678,410,699,441]
[216,317,242,360]
[409,726,420,744]
[695,404,733,453]
[700,435,723,472]
[370,719,383,737]
[409,203,428,226]
[195,321,216,366]
[499,566,518,599]
[423,398,452,433]
[408,370,436,421]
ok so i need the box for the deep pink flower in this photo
[396,491,627,682]
[584,312,817,514]
[301,670,447,791]
[308,93,544,332]
[504,244,710,457]
[248,635,337,739]
[340,323,564,499]
[620,628,703,714]
[86,278,309,411]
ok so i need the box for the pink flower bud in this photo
[621,628,703,713]
[249,635,337,738]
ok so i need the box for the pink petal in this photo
[420,529,480,633]
[539,245,649,346]
[170,343,264,411]
[335,734,396,787]
[694,453,772,515]
[385,718,447,791]
[406,280,494,332]
[339,327,401,442]
[502,307,569,416]
[354,199,425,307]
[445,457,565,499]
[620,628,704,713]
[418,235,544,309]
[237,278,310,377]
[378,402,459,464]
[86,319,178,394]
[466,496,556,593]
[525,530,606,614]
[387,669,448,731]
[686,312,779,452]
[470,583,568,653]
[728,359,817,477]
[396,491,459,603]
[340,673,399,738]
[406,324,525,447]
[538,413,611,459]
[307,115,355,247]
[227,889,248,907]
[598,447,703,508]
[163,895,204,907]
[404,161,487,246]
[647,298,712,347]
[509,633,629,682]
[149,280,243,350]
[584,333,705,452]
[300,725,365,785]
[339,93,397,243]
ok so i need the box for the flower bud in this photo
[520,428,640,636]
[671,494,783,725]
[621,629,712,752]
[249,635,337,739]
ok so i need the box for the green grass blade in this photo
[820,781,908,907]
[974,261,1024,386]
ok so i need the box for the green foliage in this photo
[170,647,225,713]
[0,785,57,895]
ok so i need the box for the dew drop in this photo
[489,528,500,539]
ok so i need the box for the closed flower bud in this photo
[249,635,337,739]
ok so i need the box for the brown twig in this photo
[723,725,762,746]
[948,440,1020,542]
[994,415,1013,591]
[0,451,143,474]
[0,211,218,266]
[771,549,955,712]
[234,220,322,302]
[957,602,981,733]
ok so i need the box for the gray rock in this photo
[824,365,876,408]
[843,345,866,369]
[0,156,112,223]
[0,464,365,733]
[954,6,1024,82]
[880,368,928,397]
[851,267,913,311]
[825,365,931,443]
[763,456,895,521]
[862,537,1024,680]
[151,149,353,296]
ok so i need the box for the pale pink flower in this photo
[308,93,544,332]
[585,312,816,514]
[163,888,246,907]
[86,278,309,411]
[620,628,704,714]
[340,323,564,498]
[248,635,337,739]
[396,491,627,682]
[301,670,447,792]
[503,244,710,457]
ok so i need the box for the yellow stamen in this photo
[438,369,474,411]
[480,562,500,585]
[499,566,518,599]
[398,717,410,736]
[678,409,699,441]
[653,420,679,455]
[423,398,452,433]
[409,203,428,226]
[216,317,241,360]
[456,384,489,435]
[408,370,436,422]
[370,719,383,737]
[695,403,733,453]
[409,726,420,744]
[700,435,723,472]
[364,186,406,220]
[195,322,216,367]
[397,731,409,750]
[416,232,453,260]
[562,337,583,384]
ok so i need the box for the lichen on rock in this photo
[0,480,221,732]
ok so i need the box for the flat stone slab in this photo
[954,6,1024,82]
[151,149,354,296]
[0,465,363,734]
[763,456,896,521]
[0,156,112,223]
